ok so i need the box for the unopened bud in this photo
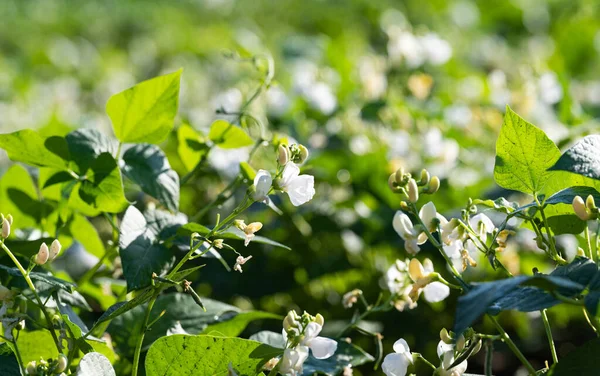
[1,217,10,239]
[278,145,289,166]
[587,195,597,210]
[234,220,247,231]
[26,361,37,375]
[55,354,67,373]
[406,178,419,203]
[440,328,453,344]
[314,313,325,326]
[297,145,309,164]
[573,196,590,221]
[400,201,409,211]
[388,174,398,191]
[49,239,61,261]
[471,339,482,355]
[418,169,430,186]
[213,239,224,249]
[456,334,466,352]
[395,167,405,184]
[426,176,440,194]
[6,214,13,225]
[35,243,49,265]
[52,314,63,325]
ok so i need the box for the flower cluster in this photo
[279,310,338,375]
[573,195,598,221]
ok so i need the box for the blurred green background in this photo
[2,0,600,374]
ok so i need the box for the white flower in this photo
[469,214,495,238]
[408,259,450,303]
[279,163,315,206]
[279,346,309,376]
[393,202,447,255]
[437,340,468,376]
[385,259,410,294]
[253,170,273,203]
[233,255,252,273]
[382,339,413,376]
[299,322,338,359]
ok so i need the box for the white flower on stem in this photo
[393,202,447,255]
[243,222,263,246]
[279,163,315,206]
[253,170,273,204]
[382,339,413,376]
[233,255,252,273]
[299,321,338,359]
[469,213,494,239]
[279,346,309,376]
[441,218,463,245]
[437,340,468,376]
[408,258,450,303]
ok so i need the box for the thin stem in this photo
[489,316,536,375]
[585,223,593,260]
[535,198,566,264]
[190,177,242,223]
[541,309,558,364]
[132,291,159,376]
[0,241,62,353]
[583,307,600,336]
[484,340,494,376]
[415,353,436,370]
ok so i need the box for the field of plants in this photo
[2,1,600,375]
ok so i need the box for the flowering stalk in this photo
[541,309,558,364]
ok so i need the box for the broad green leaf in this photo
[0,264,76,293]
[67,214,106,260]
[122,144,180,212]
[202,311,281,337]
[119,206,183,291]
[549,135,600,180]
[0,164,49,229]
[584,271,600,316]
[79,152,128,213]
[545,186,600,205]
[67,181,101,217]
[145,335,282,376]
[108,293,240,356]
[0,343,20,376]
[208,120,254,149]
[302,340,375,376]
[66,128,118,174]
[17,330,58,365]
[107,70,182,144]
[494,107,561,194]
[177,124,209,172]
[76,352,116,376]
[547,338,600,375]
[0,129,68,169]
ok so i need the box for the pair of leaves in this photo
[454,257,597,335]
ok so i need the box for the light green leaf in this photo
[0,129,68,169]
[16,329,58,365]
[0,164,49,229]
[203,311,281,337]
[79,152,128,213]
[145,335,282,376]
[68,214,106,260]
[208,120,254,149]
[177,124,209,172]
[494,106,561,194]
[107,70,182,144]
[122,144,180,212]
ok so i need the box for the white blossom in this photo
[279,163,315,206]
[300,322,338,359]
[382,339,413,376]
[279,346,309,376]
[393,202,447,254]
[253,169,273,203]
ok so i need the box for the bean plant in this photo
[1,54,600,376]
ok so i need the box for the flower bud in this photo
[388,174,398,191]
[283,310,298,331]
[1,217,10,239]
[426,176,440,194]
[35,243,49,265]
[406,178,419,203]
[395,167,405,185]
[49,239,62,261]
[234,220,247,231]
[587,195,597,211]
[297,145,309,164]
[471,339,482,355]
[577,247,586,257]
[440,328,453,344]
[314,313,324,326]
[573,196,590,221]
[418,169,430,186]
[26,361,37,375]
[213,239,224,249]
[456,334,466,352]
[278,145,289,166]
[6,214,13,225]
[400,201,409,211]
[55,354,67,373]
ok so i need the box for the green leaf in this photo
[545,186,600,205]
[79,152,128,213]
[177,124,209,172]
[547,337,600,375]
[240,162,257,181]
[208,120,254,149]
[0,343,20,376]
[67,214,106,260]
[43,170,77,189]
[549,135,600,180]
[66,128,118,174]
[302,340,375,376]
[493,106,561,194]
[203,311,281,337]
[16,329,58,365]
[108,293,240,356]
[0,264,76,293]
[93,287,155,327]
[107,70,182,144]
[0,164,50,229]
[76,352,116,376]
[145,335,282,376]
[122,144,180,212]
[0,129,68,169]
[177,223,291,250]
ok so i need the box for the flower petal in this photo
[253,169,273,201]
[437,340,454,358]
[408,259,425,282]
[303,322,322,341]
[393,212,415,239]
[286,174,315,206]
[419,202,437,230]
[280,162,300,188]
[423,282,450,303]
[392,338,411,355]
[309,336,338,359]
[382,353,411,376]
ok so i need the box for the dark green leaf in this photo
[66,128,117,174]
[545,186,600,205]
[43,171,77,189]
[0,264,75,293]
[0,343,20,376]
[547,337,600,375]
[549,135,600,180]
[79,152,128,213]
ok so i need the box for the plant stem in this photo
[489,316,536,375]
[0,241,62,353]
[415,353,437,370]
[585,223,593,260]
[541,309,558,364]
[582,307,600,336]
[484,340,494,376]
[132,291,159,376]
[190,177,242,223]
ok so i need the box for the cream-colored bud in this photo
[440,328,453,344]
[456,334,466,352]
[49,239,62,261]
[26,361,37,375]
[314,313,325,326]
[1,218,10,239]
[418,169,430,186]
[234,220,247,231]
[297,145,309,164]
[213,239,224,249]
[427,176,440,194]
[406,178,419,203]
[55,354,67,373]
[395,167,405,184]
[400,201,409,211]
[244,222,263,235]
[587,195,597,210]
[35,243,49,265]
[278,145,289,166]
[577,247,586,257]
[6,214,13,225]
[573,196,590,221]
[388,173,397,191]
